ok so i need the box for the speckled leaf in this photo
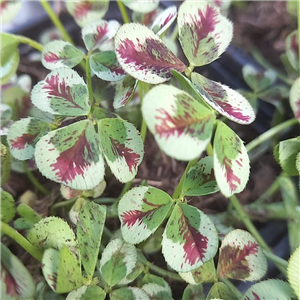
[77,202,106,278]
[241,279,296,300]
[113,75,138,109]
[290,77,300,122]
[42,246,85,293]
[207,282,238,300]
[182,284,205,300]
[162,203,218,272]
[1,244,35,300]
[183,156,219,196]
[217,229,267,281]
[0,191,15,223]
[242,65,276,93]
[192,72,255,125]
[288,246,300,299]
[99,238,137,287]
[31,69,90,116]
[90,51,126,82]
[119,186,173,244]
[98,118,143,183]
[115,23,186,84]
[35,120,105,190]
[0,1,22,23]
[82,19,120,51]
[286,30,299,71]
[14,203,42,230]
[179,259,217,284]
[110,287,150,300]
[213,121,250,197]
[7,117,51,160]
[122,0,159,13]
[142,84,215,161]
[66,1,109,27]
[178,1,233,66]
[151,6,177,36]
[66,285,106,300]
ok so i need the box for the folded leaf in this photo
[151,6,177,36]
[286,30,299,71]
[206,282,238,300]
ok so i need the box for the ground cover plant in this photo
[1,1,300,299]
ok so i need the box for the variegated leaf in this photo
[241,279,296,300]
[118,260,144,285]
[217,229,267,281]
[66,285,106,300]
[142,84,215,161]
[113,75,138,109]
[151,6,177,36]
[162,203,218,272]
[66,1,109,27]
[0,103,13,135]
[287,246,300,299]
[115,23,186,84]
[207,282,238,300]
[213,121,250,197]
[286,30,299,71]
[178,1,233,66]
[42,40,85,70]
[90,51,126,82]
[99,238,137,287]
[82,19,120,51]
[35,120,105,190]
[31,69,90,116]
[290,77,300,122]
[110,287,150,300]
[142,274,172,294]
[7,117,51,160]
[98,118,143,183]
[192,72,255,125]
[182,284,205,300]
[118,186,173,244]
[1,244,35,300]
[142,274,173,300]
[0,1,21,23]
[42,246,86,293]
[182,156,219,196]
[122,0,159,13]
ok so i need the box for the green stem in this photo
[15,35,43,52]
[139,81,149,142]
[86,53,94,105]
[117,1,130,24]
[184,64,195,80]
[1,221,43,262]
[220,278,243,299]
[263,250,288,269]
[246,118,298,152]
[50,198,76,215]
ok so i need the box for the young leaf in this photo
[162,203,218,272]
[90,51,126,82]
[241,279,296,300]
[142,84,215,161]
[151,6,177,36]
[182,156,219,196]
[0,190,15,223]
[178,1,233,66]
[82,19,120,51]
[1,243,35,300]
[286,30,299,71]
[213,121,250,197]
[287,246,300,299]
[7,117,51,160]
[207,282,238,300]
[115,23,186,84]
[66,285,106,300]
[191,72,256,125]
[35,120,105,190]
[31,69,90,116]
[182,284,205,300]
[77,202,106,279]
[99,238,137,287]
[0,1,21,23]
[290,77,300,122]
[42,246,86,294]
[66,1,109,27]
[27,216,77,251]
[118,186,173,244]
[217,229,267,281]
[110,287,150,300]
[98,118,144,183]
[122,0,159,13]
[14,203,42,230]
[42,40,85,70]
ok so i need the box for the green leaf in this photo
[183,156,219,196]
[213,121,250,197]
[122,0,159,13]
[118,260,144,285]
[290,77,300,122]
[191,72,255,125]
[66,285,106,300]
[110,287,150,300]
[14,203,42,230]
[7,117,51,160]
[182,284,205,300]
[142,227,164,254]
[115,23,186,84]
[142,274,172,292]
[1,143,11,185]
[31,69,90,116]
[35,120,105,190]
[217,229,267,281]
[142,84,215,161]
[0,103,13,135]
[1,243,35,300]
[151,6,177,36]
[286,30,299,71]
[118,186,173,244]
[287,246,300,299]
[77,202,106,278]
[42,246,86,293]
[99,238,137,287]
[162,203,218,272]
[0,1,21,23]
[241,279,296,300]
[0,191,15,223]
[98,118,144,183]
[27,216,77,251]
[178,1,233,66]
[207,282,238,300]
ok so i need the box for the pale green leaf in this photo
[0,191,15,224]
[66,284,106,300]
[207,282,238,300]
[287,246,300,299]
[110,287,150,300]
[0,1,22,23]
[182,284,205,300]
[118,260,144,285]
